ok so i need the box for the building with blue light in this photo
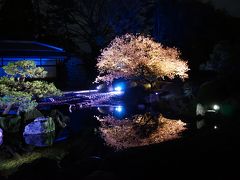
[0,40,66,77]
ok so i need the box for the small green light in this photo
[213,104,220,111]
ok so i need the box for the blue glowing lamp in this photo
[113,82,126,92]
[114,86,122,92]
[115,106,123,112]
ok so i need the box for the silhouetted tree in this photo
[148,0,233,73]
[38,0,151,72]
[1,0,238,78]
[200,41,240,75]
[0,0,36,39]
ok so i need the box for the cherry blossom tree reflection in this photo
[96,113,187,150]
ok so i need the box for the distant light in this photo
[213,104,220,111]
[144,83,151,89]
[96,85,101,90]
[214,125,218,130]
[115,106,123,112]
[114,86,122,91]
[155,92,158,95]
[97,107,100,110]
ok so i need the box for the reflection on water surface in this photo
[0,103,187,177]
[96,112,186,150]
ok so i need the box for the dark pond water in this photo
[1,102,240,180]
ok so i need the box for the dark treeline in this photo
[0,0,239,77]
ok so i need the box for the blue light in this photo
[1,40,65,52]
[34,42,65,52]
[115,106,124,113]
[113,82,126,92]
[1,57,64,66]
[114,86,122,91]
[112,105,126,119]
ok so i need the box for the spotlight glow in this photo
[113,82,125,92]
[115,106,123,112]
[213,104,220,111]
[114,86,122,91]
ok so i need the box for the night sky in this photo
[200,0,240,17]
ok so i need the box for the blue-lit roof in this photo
[0,40,66,58]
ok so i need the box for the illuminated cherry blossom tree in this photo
[95,34,189,85]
